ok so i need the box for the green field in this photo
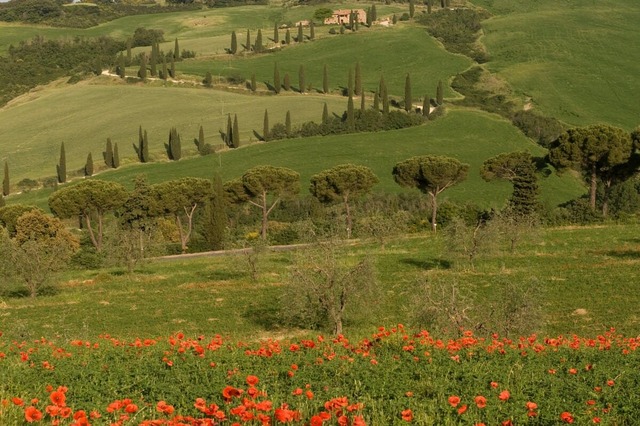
[475,0,640,130]
[2,224,639,341]
[3,107,585,210]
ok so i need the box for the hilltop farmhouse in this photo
[324,9,367,25]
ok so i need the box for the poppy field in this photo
[1,325,638,425]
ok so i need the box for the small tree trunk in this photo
[85,214,101,252]
[176,215,187,253]
[343,194,352,239]
[430,193,438,232]
[589,168,597,211]
[261,192,268,240]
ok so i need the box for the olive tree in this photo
[49,179,128,252]
[393,155,469,232]
[309,164,378,239]
[0,210,79,297]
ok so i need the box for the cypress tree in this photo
[138,53,147,81]
[57,142,66,184]
[392,14,397,24]
[285,29,291,45]
[170,55,176,78]
[349,11,354,30]
[340,24,345,34]
[138,126,144,162]
[283,73,291,91]
[250,73,256,92]
[230,31,238,54]
[422,94,430,117]
[427,0,432,14]
[117,53,126,79]
[203,173,228,251]
[0,194,4,207]
[380,75,389,114]
[297,23,303,43]
[285,111,291,135]
[232,115,240,148]
[174,38,180,59]
[322,103,329,124]
[298,65,305,93]
[150,43,157,77]
[84,153,93,177]
[263,109,270,142]
[113,143,120,168]
[273,22,279,44]
[225,114,232,147]
[2,161,9,196]
[409,0,415,18]
[371,4,378,21]
[255,29,263,53]
[441,0,445,9]
[198,125,205,154]
[310,21,315,40]
[347,94,355,131]
[104,138,114,168]
[169,127,182,160]
[273,63,281,94]
[361,90,366,112]
[366,8,372,27]
[354,62,362,96]
[126,38,132,65]
[142,130,149,163]
[246,29,251,51]
[348,68,354,96]
[436,80,444,105]
[404,73,412,112]
[323,64,329,94]
[204,71,213,87]
[373,91,380,111]
[161,55,168,80]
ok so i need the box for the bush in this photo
[511,110,565,148]
[132,27,165,47]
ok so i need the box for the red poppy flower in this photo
[448,396,460,407]
[560,412,574,423]
[475,396,487,408]
[525,401,538,411]
[401,408,413,421]
[125,403,138,413]
[50,391,66,407]
[457,404,468,415]
[222,386,243,402]
[24,406,43,423]
[246,375,259,386]
[498,390,510,401]
[12,397,24,406]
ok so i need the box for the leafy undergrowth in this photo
[1,326,638,425]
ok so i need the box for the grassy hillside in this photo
[474,0,640,130]
[2,224,639,340]
[5,108,584,210]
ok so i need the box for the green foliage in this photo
[1,209,79,297]
[3,161,9,196]
[48,179,128,252]
[273,62,281,94]
[232,114,240,148]
[201,174,228,251]
[313,7,333,22]
[417,7,491,62]
[310,164,379,239]
[230,30,237,54]
[481,152,540,216]
[298,64,305,93]
[132,27,165,48]
[84,152,94,177]
[262,109,269,142]
[56,142,66,184]
[0,204,43,237]
[255,29,263,53]
[404,73,412,112]
[104,138,114,168]
[167,127,182,161]
[152,177,212,252]
[393,155,469,231]
[549,124,635,214]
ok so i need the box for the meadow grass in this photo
[475,0,640,130]
[1,223,639,342]
[3,107,585,210]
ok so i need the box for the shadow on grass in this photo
[400,258,452,270]
[604,250,640,259]
[1,285,58,299]
[243,303,282,331]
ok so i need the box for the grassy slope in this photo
[6,108,585,210]
[1,224,639,341]
[474,0,640,130]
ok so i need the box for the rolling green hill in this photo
[475,0,640,130]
